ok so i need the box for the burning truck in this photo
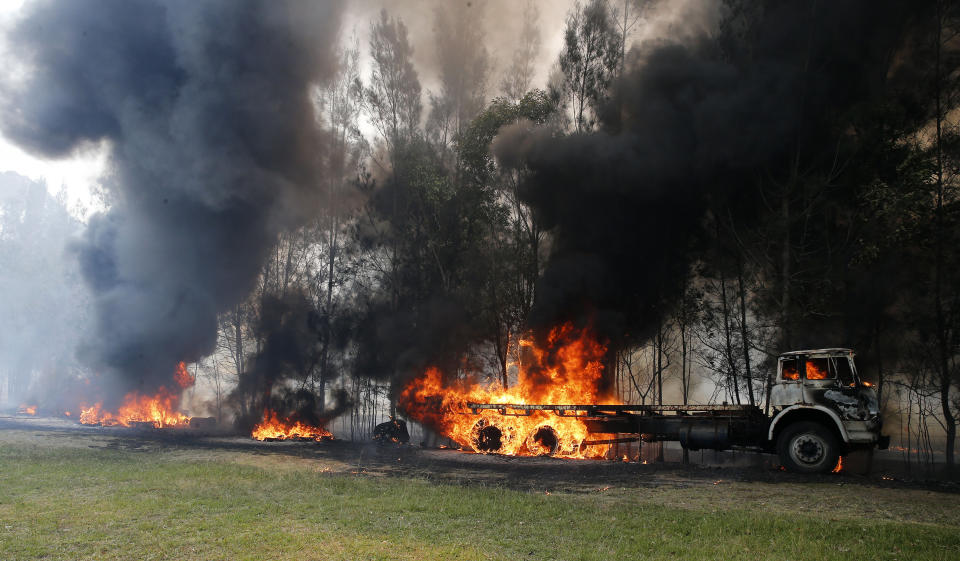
[401,325,888,474]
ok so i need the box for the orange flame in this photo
[832,456,844,473]
[78,364,192,428]
[399,323,618,459]
[18,404,38,415]
[806,360,829,380]
[173,361,195,389]
[782,361,800,380]
[251,410,333,442]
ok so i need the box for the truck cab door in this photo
[803,356,874,421]
[770,356,803,408]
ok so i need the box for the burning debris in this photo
[188,417,217,430]
[399,323,617,459]
[17,404,38,416]
[173,362,195,390]
[251,410,333,442]
[78,391,190,429]
[373,418,410,444]
[78,362,194,429]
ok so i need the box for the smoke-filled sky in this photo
[506,0,914,349]
[0,0,575,216]
[0,0,715,219]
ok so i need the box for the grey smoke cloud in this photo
[0,0,343,401]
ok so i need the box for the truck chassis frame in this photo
[466,402,771,452]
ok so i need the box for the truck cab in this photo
[767,348,888,472]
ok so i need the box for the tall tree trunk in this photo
[234,304,244,377]
[720,270,741,404]
[680,283,690,464]
[655,323,665,462]
[933,0,956,468]
[656,322,663,406]
[737,256,755,406]
[875,320,885,406]
[500,329,510,389]
[780,178,792,353]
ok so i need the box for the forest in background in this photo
[1,0,959,472]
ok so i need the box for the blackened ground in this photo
[0,415,955,496]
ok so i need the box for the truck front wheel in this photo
[777,421,839,474]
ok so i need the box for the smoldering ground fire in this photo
[252,410,334,442]
[79,362,193,428]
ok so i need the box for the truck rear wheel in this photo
[777,421,839,474]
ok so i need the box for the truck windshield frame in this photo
[830,356,857,386]
[797,354,859,386]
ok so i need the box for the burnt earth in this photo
[1,414,956,495]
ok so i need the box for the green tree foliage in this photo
[365,9,422,151]
[555,0,621,133]
[426,2,490,166]
[458,91,557,384]
[500,1,542,102]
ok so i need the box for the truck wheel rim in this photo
[791,434,826,465]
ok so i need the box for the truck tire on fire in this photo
[471,419,509,453]
[777,421,839,474]
[526,426,560,456]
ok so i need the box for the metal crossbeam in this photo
[467,403,758,414]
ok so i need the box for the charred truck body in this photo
[468,349,889,473]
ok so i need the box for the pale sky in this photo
[0,0,108,219]
[0,138,109,219]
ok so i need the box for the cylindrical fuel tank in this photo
[678,422,730,451]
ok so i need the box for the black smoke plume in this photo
[499,1,918,351]
[227,290,353,429]
[0,0,343,404]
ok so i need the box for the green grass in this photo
[0,444,957,561]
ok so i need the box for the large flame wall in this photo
[399,324,618,458]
